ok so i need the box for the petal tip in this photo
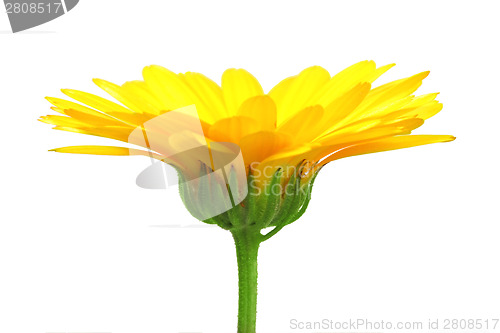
[45,96,58,105]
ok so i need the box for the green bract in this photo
[178,161,320,237]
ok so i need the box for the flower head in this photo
[40,61,454,232]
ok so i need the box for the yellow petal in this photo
[97,79,166,115]
[319,135,455,166]
[414,101,443,120]
[142,65,198,110]
[179,72,228,123]
[122,80,165,110]
[272,66,330,125]
[329,71,430,129]
[318,82,371,134]
[236,95,276,131]
[39,115,88,127]
[65,108,130,126]
[365,63,396,83]
[61,89,134,115]
[317,118,425,146]
[222,68,264,116]
[49,145,159,157]
[277,105,324,143]
[268,75,295,108]
[307,61,393,110]
[310,60,376,107]
[53,125,133,142]
[396,94,443,120]
[46,96,141,127]
[76,109,146,128]
[357,71,430,113]
[93,79,162,115]
[46,96,117,119]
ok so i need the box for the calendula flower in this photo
[40,61,454,333]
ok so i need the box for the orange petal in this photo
[238,131,291,165]
[208,116,261,143]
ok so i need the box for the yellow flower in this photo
[40,60,455,333]
[40,60,455,227]
[41,61,454,219]
[40,60,455,226]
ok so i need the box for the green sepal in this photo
[282,168,320,226]
[242,167,259,226]
[254,168,283,229]
[268,169,301,227]
[196,162,212,219]
[225,165,245,228]
[176,166,202,220]
[205,168,233,229]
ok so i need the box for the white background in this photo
[1,1,499,333]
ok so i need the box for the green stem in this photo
[232,228,262,333]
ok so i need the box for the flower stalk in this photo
[232,227,262,333]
